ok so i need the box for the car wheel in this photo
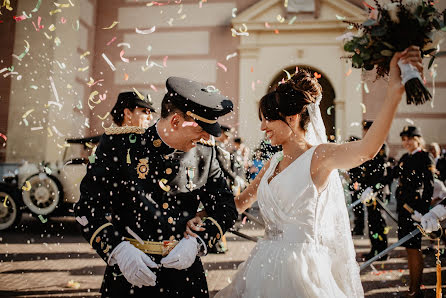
[21,174,63,215]
[0,185,22,231]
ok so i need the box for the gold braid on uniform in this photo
[90,222,113,246]
[105,126,146,135]
[197,136,215,146]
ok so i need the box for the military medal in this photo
[186,167,196,191]
[137,159,149,179]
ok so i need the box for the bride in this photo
[185,46,423,297]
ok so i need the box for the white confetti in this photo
[136,26,156,35]
[226,52,237,60]
[49,76,60,103]
[102,53,116,71]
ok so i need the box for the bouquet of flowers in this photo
[343,0,446,105]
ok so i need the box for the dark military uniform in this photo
[436,154,446,183]
[360,144,389,256]
[75,125,237,297]
[395,150,435,249]
[216,145,238,187]
[75,76,238,297]
[349,163,365,235]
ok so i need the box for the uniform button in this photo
[163,203,169,209]
[165,168,172,175]
[153,139,162,147]
[168,217,174,224]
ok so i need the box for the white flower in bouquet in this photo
[356,28,365,37]
[384,2,400,23]
[336,32,355,41]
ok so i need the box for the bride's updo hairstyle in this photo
[259,69,322,131]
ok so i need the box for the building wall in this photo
[0,3,17,162]
[3,0,445,163]
[5,0,96,163]
[87,0,258,135]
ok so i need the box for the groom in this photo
[75,77,238,297]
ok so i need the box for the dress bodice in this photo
[216,146,364,298]
[258,147,320,243]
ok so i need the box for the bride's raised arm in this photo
[312,46,423,189]
[234,159,271,214]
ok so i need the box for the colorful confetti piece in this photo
[103,21,119,30]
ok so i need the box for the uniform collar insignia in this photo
[146,124,176,155]
[105,125,146,135]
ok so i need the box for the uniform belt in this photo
[124,237,178,256]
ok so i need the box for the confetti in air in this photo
[102,21,119,30]
[102,53,116,71]
[136,26,156,34]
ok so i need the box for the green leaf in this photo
[371,26,386,37]
[360,52,371,60]
[380,49,393,57]
[382,41,395,49]
[363,19,377,27]
[344,41,356,52]
[373,52,382,59]
[352,54,363,68]
[359,36,369,45]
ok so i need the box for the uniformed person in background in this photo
[394,126,434,297]
[75,77,238,297]
[110,91,155,129]
[347,136,365,236]
[358,121,389,261]
[215,125,246,196]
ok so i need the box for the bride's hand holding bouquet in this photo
[343,0,445,105]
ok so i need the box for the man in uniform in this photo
[215,125,246,196]
[75,77,238,297]
[347,136,365,236]
[359,121,389,260]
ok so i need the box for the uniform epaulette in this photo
[105,126,146,135]
[197,136,215,147]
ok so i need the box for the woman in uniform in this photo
[395,126,434,297]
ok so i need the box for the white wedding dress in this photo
[216,146,364,298]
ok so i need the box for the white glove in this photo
[109,241,158,287]
[421,204,446,233]
[360,187,374,203]
[411,210,423,222]
[160,237,199,270]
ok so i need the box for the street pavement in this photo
[0,212,444,297]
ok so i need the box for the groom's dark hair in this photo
[258,69,322,131]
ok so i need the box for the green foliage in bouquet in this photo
[343,0,445,105]
[344,0,445,78]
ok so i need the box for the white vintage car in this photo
[0,136,100,231]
